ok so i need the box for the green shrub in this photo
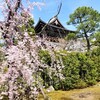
[38,49,100,90]
[39,50,51,66]
[75,79,87,89]
[65,33,77,40]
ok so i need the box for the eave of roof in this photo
[35,18,46,29]
[35,17,76,33]
[48,16,65,28]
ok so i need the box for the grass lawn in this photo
[38,82,100,100]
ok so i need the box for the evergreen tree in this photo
[67,6,100,51]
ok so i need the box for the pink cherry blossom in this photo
[0,0,64,100]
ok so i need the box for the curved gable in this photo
[49,17,65,28]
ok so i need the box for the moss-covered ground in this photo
[38,82,100,100]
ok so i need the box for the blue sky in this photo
[0,0,100,30]
[32,0,100,30]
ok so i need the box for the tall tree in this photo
[67,6,100,51]
[0,1,63,100]
[0,0,48,100]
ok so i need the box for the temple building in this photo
[35,16,75,43]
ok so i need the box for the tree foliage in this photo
[19,18,35,36]
[0,0,53,100]
[65,33,77,41]
[67,6,100,51]
[39,49,100,90]
[92,32,100,46]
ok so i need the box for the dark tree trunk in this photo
[84,33,91,51]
